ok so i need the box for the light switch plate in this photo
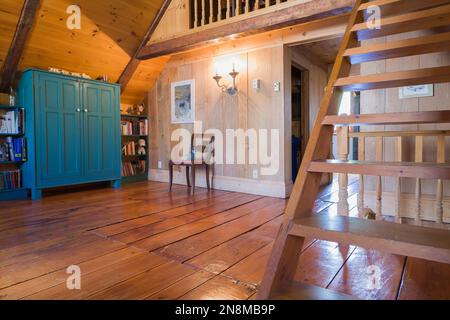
[158,161,162,169]
[273,82,281,92]
[253,169,259,179]
[252,79,261,90]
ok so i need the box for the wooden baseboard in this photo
[148,169,291,198]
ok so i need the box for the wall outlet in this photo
[273,82,281,92]
[158,161,162,169]
[252,169,259,179]
[252,79,261,90]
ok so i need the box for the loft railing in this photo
[189,0,290,29]
[336,127,450,228]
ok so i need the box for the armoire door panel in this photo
[37,74,82,186]
[82,82,119,180]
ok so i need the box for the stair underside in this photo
[270,281,356,300]
[352,3,450,40]
[334,66,450,91]
[344,31,450,64]
[322,111,450,126]
[308,160,450,179]
[290,215,450,264]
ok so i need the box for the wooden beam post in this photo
[395,136,402,223]
[435,135,445,223]
[117,0,172,93]
[375,136,383,220]
[357,135,365,215]
[337,126,350,216]
[415,135,423,225]
[0,0,41,92]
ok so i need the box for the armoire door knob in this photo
[76,108,81,112]
[84,109,88,113]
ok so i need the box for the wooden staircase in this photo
[257,0,450,300]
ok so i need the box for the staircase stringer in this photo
[256,0,367,300]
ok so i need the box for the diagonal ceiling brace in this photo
[117,0,172,93]
[0,0,41,93]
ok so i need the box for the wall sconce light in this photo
[213,64,239,96]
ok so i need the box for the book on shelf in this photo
[122,160,147,177]
[0,170,22,191]
[122,141,137,156]
[120,118,148,136]
[0,108,24,134]
[0,137,27,162]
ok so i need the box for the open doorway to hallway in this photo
[287,37,342,185]
[291,65,309,182]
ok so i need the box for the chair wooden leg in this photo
[206,165,211,190]
[186,166,191,187]
[211,164,215,189]
[191,165,196,194]
[169,162,174,191]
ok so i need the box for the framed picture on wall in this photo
[399,84,434,99]
[171,79,195,124]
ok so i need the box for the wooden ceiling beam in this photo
[137,0,355,60]
[117,0,171,93]
[0,0,41,93]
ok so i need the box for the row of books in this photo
[0,170,22,191]
[122,141,137,156]
[0,137,27,162]
[0,109,24,134]
[121,119,148,136]
[122,160,146,177]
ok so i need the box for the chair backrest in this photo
[191,133,215,164]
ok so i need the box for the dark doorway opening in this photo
[291,65,309,182]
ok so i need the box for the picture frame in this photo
[171,79,195,124]
[399,84,434,99]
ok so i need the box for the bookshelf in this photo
[0,105,27,200]
[120,114,149,184]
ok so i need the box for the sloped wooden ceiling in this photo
[1,0,168,105]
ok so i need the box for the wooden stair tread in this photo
[270,281,355,300]
[358,0,450,18]
[334,66,450,91]
[352,4,450,40]
[344,31,450,64]
[322,111,450,126]
[308,160,450,179]
[290,215,450,264]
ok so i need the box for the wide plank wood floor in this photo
[0,180,449,300]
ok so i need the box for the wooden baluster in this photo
[395,136,402,223]
[415,136,423,225]
[358,136,365,217]
[201,0,206,26]
[245,0,249,13]
[375,136,383,220]
[209,0,213,23]
[256,0,260,10]
[337,126,349,216]
[227,0,231,18]
[435,135,445,224]
[194,0,199,27]
[265,0,268,8]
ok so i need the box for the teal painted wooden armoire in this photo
[19,69,121,199]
